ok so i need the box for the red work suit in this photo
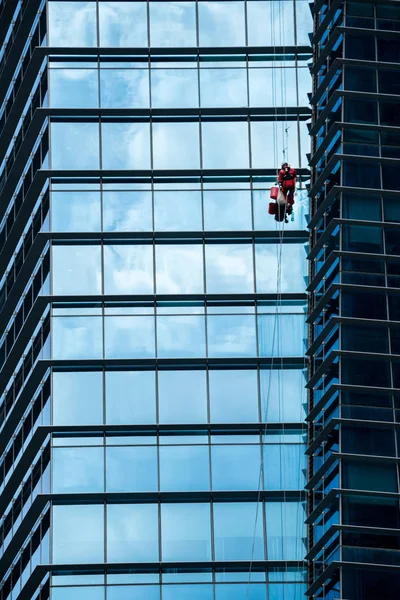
[278,167,297,208]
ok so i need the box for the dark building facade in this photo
[0,2,312,600]
[307,0,400,598]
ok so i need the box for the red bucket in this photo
[268,202,277,215]
[270,186,279,200]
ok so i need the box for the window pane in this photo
[251,121,296,169]
[104,316,155,359]
[265,502,305,559]
[99,2,148,47]
[160,446,210,491]
[200,68,247,108]
[158,370,208,424]
[150,2,197,47]
[51,122,100,169]
[215,584,266,600]
[106,446,158,492]
[206,244,254,293]
[263,443,306,490]
[213,502,264,560]
[100,69,149,108]
[52,505,104,563]
[53,447,104,493]
[207,315,257,358]
[151,69,199,108]
[49,69,98,108]
[102,123,151,169]
[199,1,245,46]
[202,122,249,169]
[203,190,252,231]
[52,245,102,295]
[157,316,206,358]
[212,445,261,490]
[258,314,305,357]
[154,191,202,231]
[152,123,200,169]
[52,317,103,359]
[53,371,103,425]
[52,588,104,600]
[106,371,156,425]
[108,587,159,600]
[156,245,204,294]
[51,191,101,232]
[104,244,154,295]
[209,370,259,423]
[255,243,306,293]
[107,504,159,562]
[163,585,213,600]
[295,0,313,45]
[247,1,294,46]
[161,504,211,561]
[260,369,306,422]
[103,191,153,232]
[48,1,97,46]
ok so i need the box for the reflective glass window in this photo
[150,2,197,47]
[209,369,259,423]
[206,244,254,293]
[260,369,305,422]
[48,1,97,46]
[103,191,153,232]
[155,244,204,294]
[251,121,296,169]
[157,316,206,358]
[258,314,305,357]
[202,122,249,168]
[53,371,103,425]
[212,445,261,490]
[198,1,246,47]
[161,503,212,561]
[100,68,150,108]
[158,370,208,424]
[151,68,199,108]
[51,191,101,232]
[207,315,257,358]
[160,445,210,491]
[52,245,102,295]
[49,68,99,108]
[104,244,154,295]
[52,317,103,359]
[255,243,306,293]
[51,122,100,169]
[104,316,155,359]
[106,446,158,492]
[200,68,247,108]
[101,123,151,170]
[99,2,148,47]
[52,587,105,600]
[203,190,252,231]
[152,122,200,169]
[265,502,304,559]
[107,504,159,562]
[53,447,104,493]
[52,505,105,563]
[106,371,156,425]
[247,1,295,46]
[213,502,264,560]
[154,191,203,231]
[215,583,266,600]
[263,443,306,490]
[163,585,213,600]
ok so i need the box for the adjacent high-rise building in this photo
[1,1,312,600]
[307,1,400,598]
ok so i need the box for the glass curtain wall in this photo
[0,2,312,600]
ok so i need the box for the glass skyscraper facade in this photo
[307,1,400,598]
[0,2,312,600]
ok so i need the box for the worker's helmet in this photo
[281,162,289,169]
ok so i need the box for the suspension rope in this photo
[245,0,304,597]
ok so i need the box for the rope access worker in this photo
[269,162,297,223]
[278,162,297,214]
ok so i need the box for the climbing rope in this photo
[245,1,304,598]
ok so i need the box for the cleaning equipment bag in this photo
[270,186,279,200]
